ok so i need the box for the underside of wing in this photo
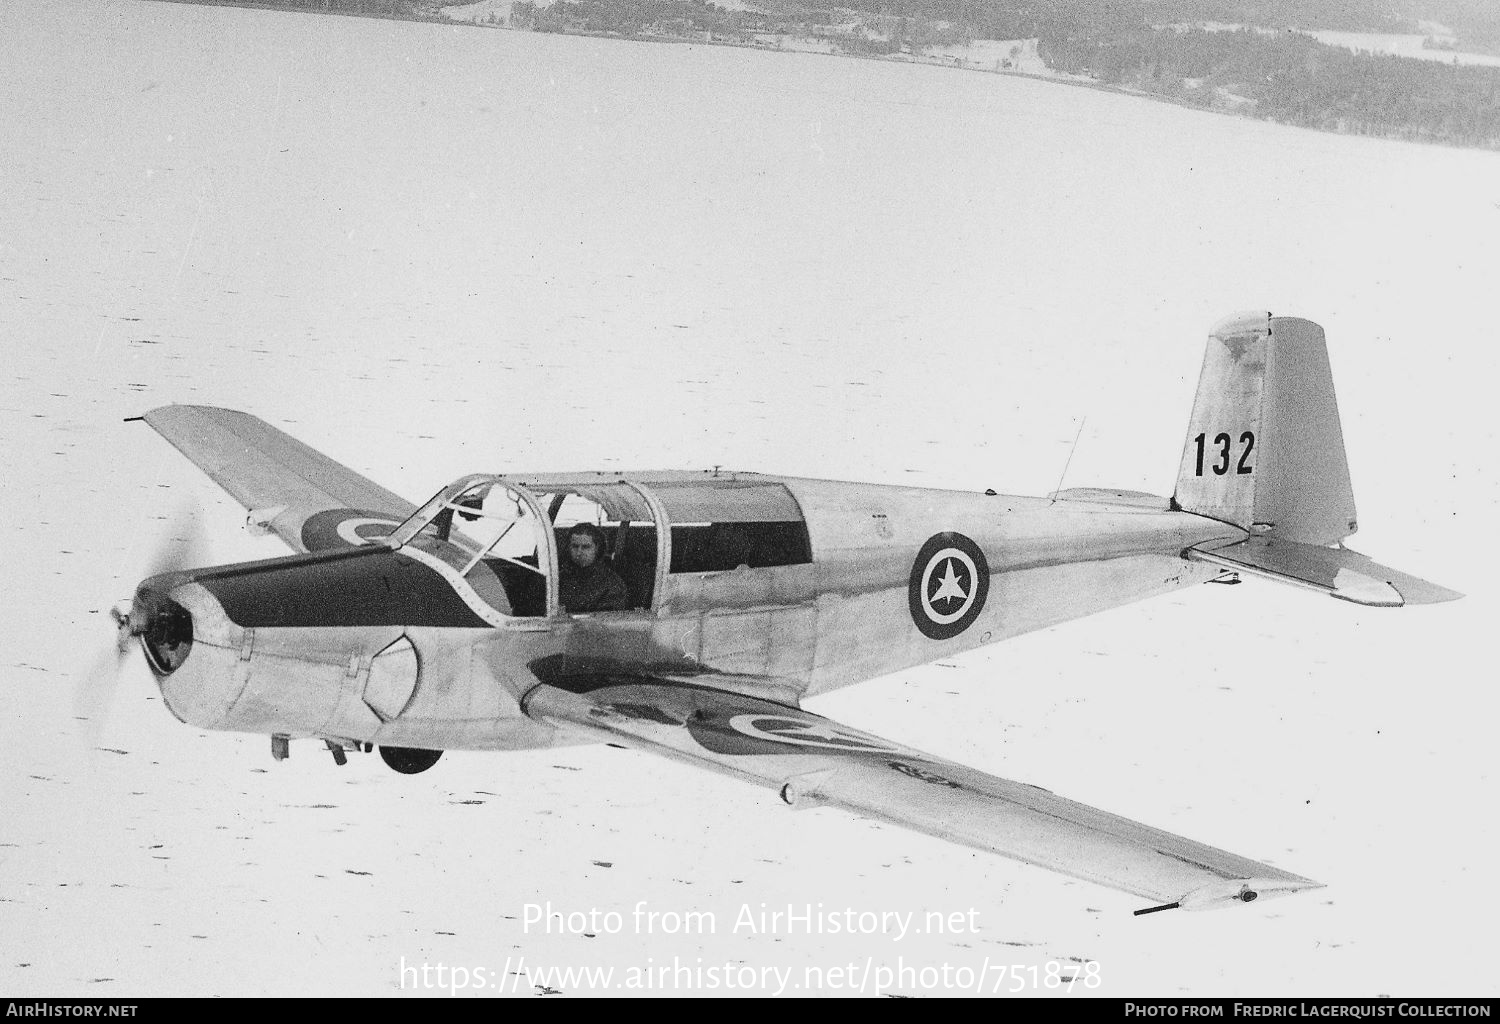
[523,676,1321,913]
[140,405,415,553]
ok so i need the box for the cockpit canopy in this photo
[650,479,811,573]
[388,473,812,622]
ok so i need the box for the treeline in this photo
[148,0,450,19]
[510,0,963,47]
[826,0,1136,41]
[513,0,751,36]
[1039,26,1500,146]
[265,0,427,15]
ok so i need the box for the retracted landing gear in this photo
[379,746,443,774]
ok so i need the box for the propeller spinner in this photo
[76,505,208,741]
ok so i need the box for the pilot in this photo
[559,522,629,613]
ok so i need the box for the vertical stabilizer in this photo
[1173,313,1357,546]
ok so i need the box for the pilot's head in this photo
[567,522,608,569]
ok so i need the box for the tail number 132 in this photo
[1193,431,1255,476]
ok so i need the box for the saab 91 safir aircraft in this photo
[110,312,1458,915]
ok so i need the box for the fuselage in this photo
[136,473,1244,752]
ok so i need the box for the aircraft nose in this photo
[130,580,194,676]
[133,575,246,730]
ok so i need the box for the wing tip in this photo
[1394,580,1464,605]
[1173,876,1324,913]
[1136,877,1324,916]
[142,402,243,421]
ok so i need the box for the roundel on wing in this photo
[300,508,405,551]
[908,532,990,640]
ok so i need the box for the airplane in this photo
[101,311,1458,916]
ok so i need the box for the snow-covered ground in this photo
[1,0,1495,997]
[909,38,1051,76]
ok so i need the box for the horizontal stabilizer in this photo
[1188,536,1461,607]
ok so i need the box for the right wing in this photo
[140,405,416,553]
[523,676,1321,913]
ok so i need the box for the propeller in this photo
[75,502,210,747]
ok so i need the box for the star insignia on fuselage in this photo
[928,557,970,607]
[908,532,990,640]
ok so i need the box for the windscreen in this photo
[397,478,549,617]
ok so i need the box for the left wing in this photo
[140,405,415,553]
[522,677,1321,913]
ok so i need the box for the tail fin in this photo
[1175,312,1460,607]
[1173,312,1356,545]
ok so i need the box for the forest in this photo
[1037,26,1500,146]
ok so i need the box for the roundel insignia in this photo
[887,761,962,789]
[300,508,404,551]
[908,532,990,640]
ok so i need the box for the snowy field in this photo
[1,0,1495,998]
[912,38,1053,76]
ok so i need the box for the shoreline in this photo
[139,0,1500,153]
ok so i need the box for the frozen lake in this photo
[1306,29,1500,68]
[1,0,1495,997]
